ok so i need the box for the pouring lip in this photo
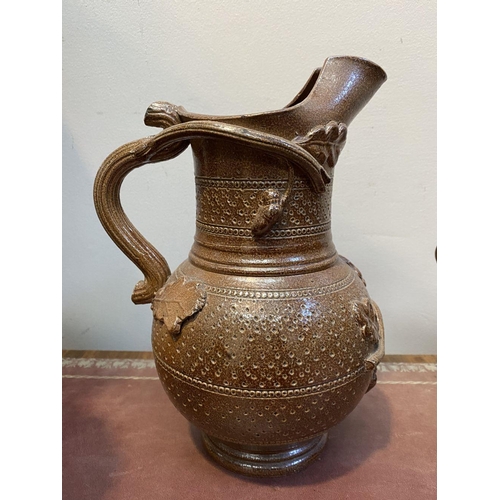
[176,55,387,123]
[326,55,388,82]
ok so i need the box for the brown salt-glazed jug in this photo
[94,56,387,476]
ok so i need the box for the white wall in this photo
[62,0,436,353]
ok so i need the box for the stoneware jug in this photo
[94,56,387,476]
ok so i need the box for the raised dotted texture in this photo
[196,177,333,235]
[152,261,377,445]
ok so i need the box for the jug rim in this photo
[176,56,387,123]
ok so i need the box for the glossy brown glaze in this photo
[94,56,387,476]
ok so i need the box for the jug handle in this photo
[94,102,332,304]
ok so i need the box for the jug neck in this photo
[188,142,337,276]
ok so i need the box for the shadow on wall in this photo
[62,117,191,351]
[63,1,198,350]
[62,122,145,349]
[331,204,437,354]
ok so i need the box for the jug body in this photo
[94,56,386,476]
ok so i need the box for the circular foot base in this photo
[201,432,327,477]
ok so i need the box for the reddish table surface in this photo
[63,359,436,500]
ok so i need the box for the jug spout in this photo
[302,56,387,127]
[172,56,386,142]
